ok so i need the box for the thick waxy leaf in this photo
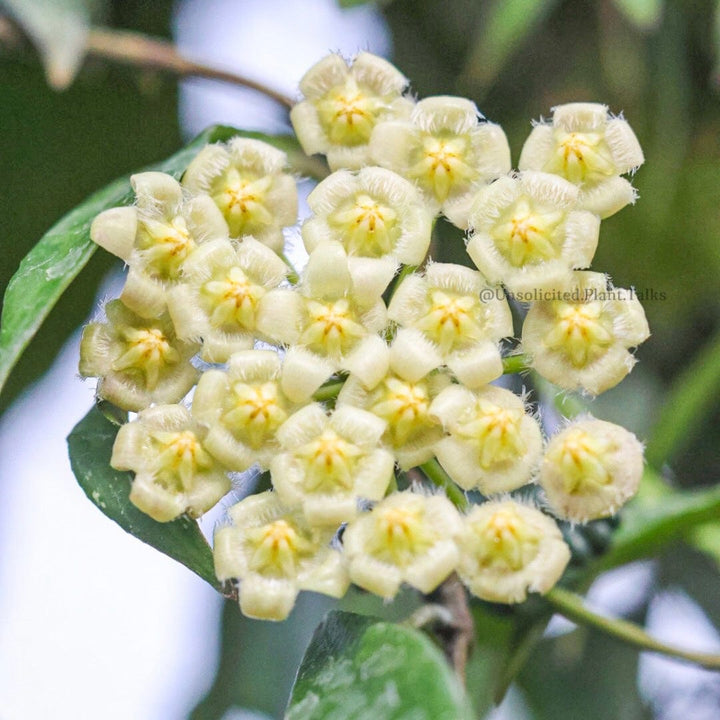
[67,404,217,588]
[286,610,473,720]
[0,126,291,400]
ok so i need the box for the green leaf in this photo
[493,607,553,704]
[286,610,474,719]
[461,0,560,90]
[67,404,217,588]
[0,0,105,89]
[191,594,336,720]
[645,329,720,468]
[612,0,663,30]
[591,470,720,573]
[0,125,277,401]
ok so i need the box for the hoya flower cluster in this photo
[80,52,649,621]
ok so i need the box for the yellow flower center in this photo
[411,136,478,202]
[113,327,180,390]
[202,267,266,329]
[151,429,213,490]
[491,199,564,267]
[474,507,541,571]
[212,167,274,237]
[547,429,612,492]
[222,381,288,448]
[370,376,434,447]
[295,429,363,492]
[328,193,399,258]
[247,518,314,577]
[545,131,616,185]
[301,299,366,358]
[367,505,435,566]
[544,301,614,367]
[456,400,526,469]
[416,290,484,352]
[138,216,195,279]
[316,79,380,145]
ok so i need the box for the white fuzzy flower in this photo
[166,236,289,363]
[290,51,413,171]
[343,491,461,599]
[256,241,389,402]
[540,418,644,522]
[430,384,543,493]
[370,96,511,227]
[191,350,307,472]
[466,171,600,294]
[214,491,348,621]
[182,138,298,251]
[337,338,450,469]
[457,500,571,604]
[521,271,650,395]
[388,262,513,387]
[270,403,394,526]
[111,404,230,522]
[90,172,229,318]
[302,167,434,296]
[79,299,199,412]
[519,103,644,218]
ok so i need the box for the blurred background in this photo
[0,0,719,718]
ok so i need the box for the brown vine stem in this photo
[404,575,474,685]
[0,16,295,109]
[437,574,475,684]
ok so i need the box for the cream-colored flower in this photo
[337,338,450,469]
[466,172,600,294]
[302,167,433,297]
[430,384,543,493]
[519,103,644,218]
[256,241,389,402]
[111,404,230,522]
[90,172,229,318]
[521,271,650,395]
[290,51,413,171]
[191,350,306,471]
[214,491,348,620]
[370,96,511,227]
[457,500,570,604]
[79,299,199,412]
[388,262,513,387]
[182,137,298,251]
[270,403,394,526]
[166,237,289,363]
[540,418,644,522]
[343,491,461,599]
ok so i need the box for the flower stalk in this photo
[546,586,720,671]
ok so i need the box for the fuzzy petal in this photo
[342,334,390,389]
[578,176,637,219]
[347,256,398,306]
[518,124,554,171]
[446,341,504,388]
[390,328,442,382]
[281,347,335,403]
[90,206,137,261]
